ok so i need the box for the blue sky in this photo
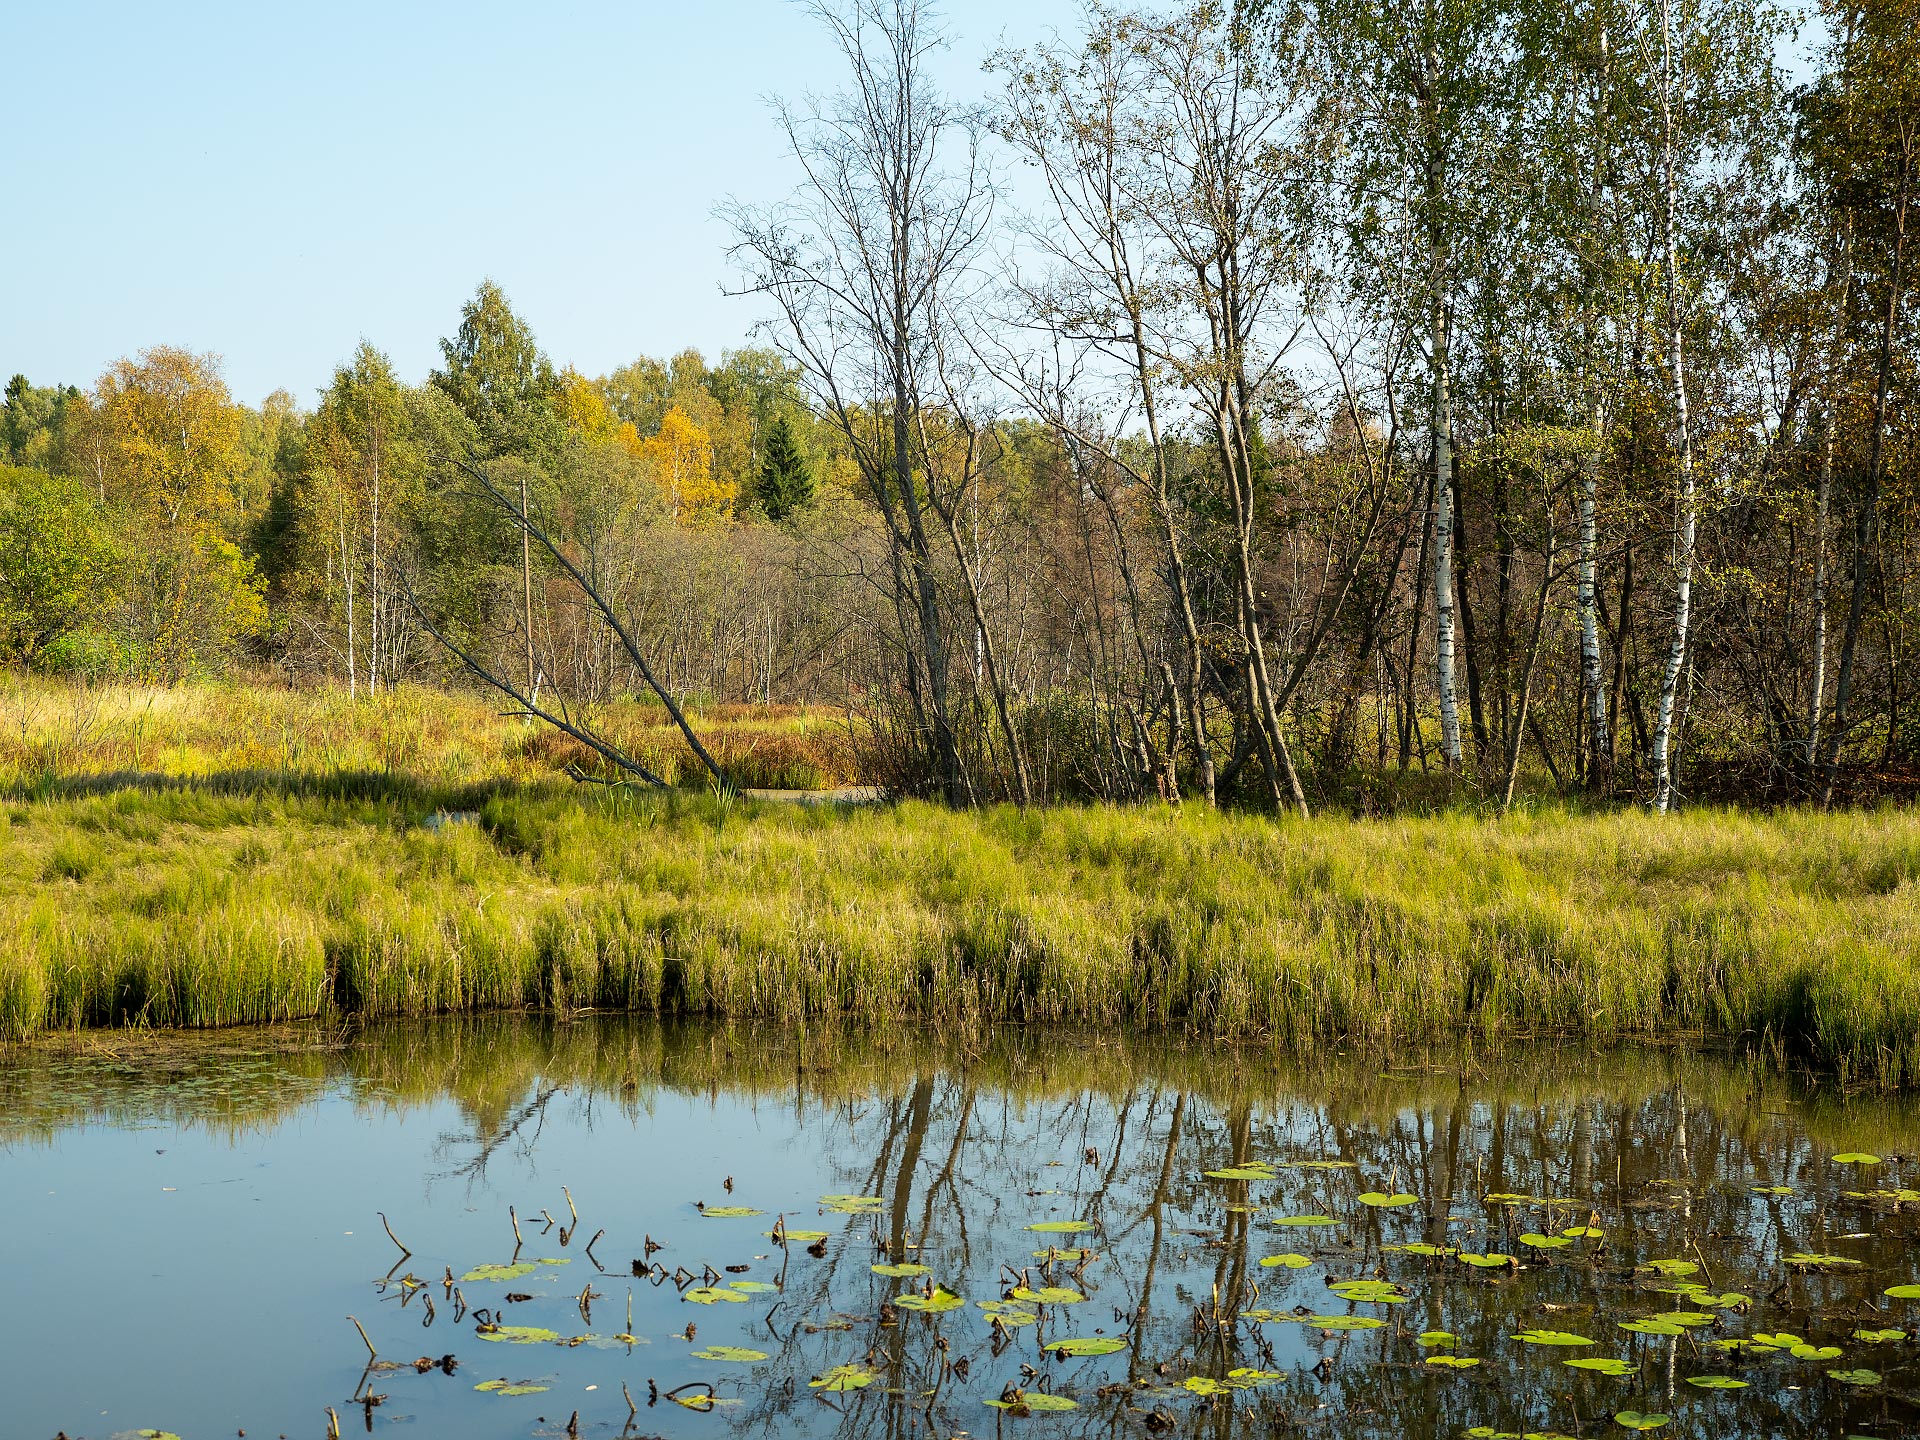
[0,1,1085,406]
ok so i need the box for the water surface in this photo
[4,1019,1918,1439]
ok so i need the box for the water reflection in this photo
[3,1018,1916,1439]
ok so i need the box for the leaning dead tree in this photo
[407,453,730,789]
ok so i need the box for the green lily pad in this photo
[871,1262,932,1278]
[699,1205,764,1218]
[1416,1331,1457,1347]
[1567,1358,1638,1375]
[1026,1219,1093,1234]
[771,1228,828,1243]
[1855,1328,1907,1342]
[1886,1284,1920,1299]
[1427,1355,1482,1368]
[693,1345,769,1362]
[1271,1215,1339,1228]
[1790,1343,1843,1360]
[1618,1319,1686,1336]
[1011,1285,1085,1304]
[987,1391,1079,1411]
[1514,1330,1595,1346]
[1636,1259,1697,1278]
[1358,1192,1418,1208]
[476,1379,550,1395]
[1828,1368,1881,1385]
[1329,1280,1407,1303]
[477,1325,561,1344]
[1785,1253,1862,1268]
[1684,1375,1747,1389]
[820,1194,886,1212]
[683,1286,751,1304]
[1750,1332,1803,1351]
[978,1302,1039,1326]
[894,1285,966,1312]
[1301,1314,1386,1330]
[1281,1159,1355,1169]
[1563,1225,1604,1239]
[1751,1185,1793,1195]
[1391,1243,1459,1258]
[1459,1252,1516,1268]
[809,1364,876,1391]
[1205,1163,1278,1181]
[729,1280,778,1294]
[1050,1336,1127,1356]
[1521,1233,1574,1249]
[1613,1413,1670,1431]
[1260,1253,1313,1268]
[1647,1311,1715,1328]
[1832,1153,1881,1165]
[462,1262,539,1282]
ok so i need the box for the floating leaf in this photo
[1514,1330,1596,1346]
[1427,1355,1482,1368]
[871,1263,932,1278]
[1011,1285,1085,1304]
[1225,1367,1284,1386]
[1886,1284,1920,1300]
[1301,1314,1386,1330]
[1785,1253,1862,1269]
[693,1345,769,1362]
[1330,1280,1408,1304]
[477,1325,561,1344]
[1612,1413,1670,1431]
[1750,1332,1803,1351]
[1567,1358,1638,1376]
[475,1378,551,1395]
[1271,1214,1339,1228]
[1750,1185,1793,1195]
[1563,1225,1604,1239]
[1050,1336,1127,1356]
[1636,1259,1697,1278]
[729,1280,778,1294]
[1416,1331,1457,1347]
[1281,1159,1355,1170]
[1790,1343,1843,1361]
[1260,1253,1313,1269]
[462,1262,539,1283]
[683,1286,751,1304]
[820,1195,886,1213]
[1205,1162,1278,1181]
[809,1364,876,1391]
[1358,1192,1419,1208]
[1390,1243,1459,1258]
[699,1205,763,1218]
[1828,1368,1882,1385]
[1026,1219,1093,1234]
[1647,1311,1715,1329]
[895,1286,965,1313]
[1183,1376,1234,1395]
[1854,1328,1907,1342]
[1618,1319,1687,1337]
[1832,1153,1881,1165]
[1459,1252,1516,1268]
[1684,1376,1748,1390]
[979,1302,1039,1327]
[1521,1233,1574,1250]
[772,1228,828,1243]
[987,1391,1079,1411]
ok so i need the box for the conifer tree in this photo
[755,412,814,522]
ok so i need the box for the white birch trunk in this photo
[1579,400,1608,775]
[1431,285,1463,769]
[1806,409,1832,765]
[1651,0,1695,814]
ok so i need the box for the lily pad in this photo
[1026,1219,1093,1234]
[1514,1330,1595,1346]
[462,1262,540,1282]
[1459,1252,1516,1268]
[683,1286,751,1304]
[1636,1259,1697,1278]
[1329,1280,1407,1304]
[820,1194,886,1212]
[1567,1358,1638,1376]
[1358,1192,1419,1208]
[871,1262,932,1278]
[1521,1233,1574,1249]
[477,1325,561,1344]
[771,1228,828,1243]
[1049,1336,1127,1356]
[1790,1343,1843,1360]
[699,1205,764,1218]
[729,1280,778,1294]
[1886,1284,1920,1299]
[1260,1253,1313,1268]
[1832,1153,1882,1165]
[894,1286,966,1313]
[1427,1355,1482,1368]
[1271,1215,1339,1228]
[1785,1253,1862,1269]
[809,1364,876,1391]
[1828,1368,1882,1385]
[1613,1414,1670,1431]
[1684,1375,1747,1389]
[1301,1314,1386,1330]
[987,1391,1079,1411]
[693,1345,769,1362]
[1281,1159,1356,1169]
[1011,1285,1085,1304]
[1618,1319,1687,1337]
[1751,1185,1794,1195]
[1855,1328,1907,1342]
[1205,1162,1279,1181]
[476,1379,550,1395]
[1416,1331,1457,1347]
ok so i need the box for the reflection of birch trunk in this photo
[1130,1092,1185,1385]
[888,1076,934,1263]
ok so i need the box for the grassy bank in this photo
[3,780,1919,1085]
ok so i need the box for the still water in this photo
[3,1018,1918,1440]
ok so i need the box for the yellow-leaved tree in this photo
[639,405,732,523]
[94,346,264,677]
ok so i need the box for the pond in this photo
[4,1018,1918,1440]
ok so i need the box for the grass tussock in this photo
[1,769,1919,1086]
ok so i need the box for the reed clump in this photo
[3,782,1919,1086]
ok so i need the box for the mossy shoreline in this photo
[3,787,1918,1084]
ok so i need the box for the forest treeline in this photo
[1,0,1915,813]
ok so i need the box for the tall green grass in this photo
[4,785,1920,1086]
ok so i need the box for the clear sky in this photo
[0,0,1085,407]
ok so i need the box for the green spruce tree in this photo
[755,412,814,522]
